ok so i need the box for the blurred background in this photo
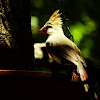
[31,1,100,96]
[31,0,100,63]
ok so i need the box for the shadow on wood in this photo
[0,70,85,100]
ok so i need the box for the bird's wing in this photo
[46,43,86,67]
[72,44,87,67]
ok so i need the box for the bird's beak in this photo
[39,26,46,34]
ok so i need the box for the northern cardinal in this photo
[39,10,98,99]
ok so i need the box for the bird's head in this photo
[39,9,63,35]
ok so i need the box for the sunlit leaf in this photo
[31,16,39,34]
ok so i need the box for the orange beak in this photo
[39,26,46,34]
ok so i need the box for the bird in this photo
[39,9,98,99]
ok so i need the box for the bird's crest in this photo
[45,9,63,27]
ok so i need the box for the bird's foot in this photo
[71,69,80,82]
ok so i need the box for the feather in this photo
[77,61,88,81]
[45,9,63,27]
[46,34,88,82]
[46,34,87,67]
[46,41,89,92]
[84,83,89,92]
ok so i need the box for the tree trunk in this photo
[0,0,33,70]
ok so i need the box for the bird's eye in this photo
[45,26,52,29]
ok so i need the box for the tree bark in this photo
[0,0,33,70]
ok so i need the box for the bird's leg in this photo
[71,69,80,82]
[71,69,76,81]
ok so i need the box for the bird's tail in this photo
[84,83,89,92]
[77,61,89,92]
[94,92,98,100]
[77,61,88,82]
[77,62,98,100]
